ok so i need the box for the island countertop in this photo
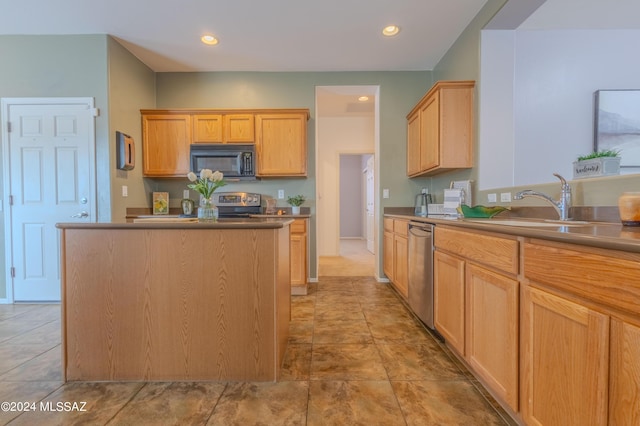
[56,217,294,230]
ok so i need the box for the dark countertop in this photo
[57,217,294,230]
[384,213,640,254]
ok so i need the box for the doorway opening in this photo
[315,85,379,278]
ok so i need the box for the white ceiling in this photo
[2,0,638,117]
[0,0,488,72]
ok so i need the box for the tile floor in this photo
[0,277,515,425]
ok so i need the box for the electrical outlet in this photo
[487,193,497,203]
[421,188,428,194]
[500,192,512,202]
[383,189,390,199]
[122,185,128,197]
[278,189,285,199]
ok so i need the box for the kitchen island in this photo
[56,218,292,382]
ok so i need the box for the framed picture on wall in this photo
[594,89,640,167]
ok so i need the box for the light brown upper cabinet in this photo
[256,111,309,177]
[192,114,223,143]
[407,81,474,177]
[192,113,254,143]
[142,109,308,178]
[142,114,192,177]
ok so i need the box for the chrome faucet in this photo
[514,173,572,221]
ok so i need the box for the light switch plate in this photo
[383,189,389,199]
[277,190,285,199]
[488,193,497,203]
[500,192,512,202]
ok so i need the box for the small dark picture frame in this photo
[116,131,135,170]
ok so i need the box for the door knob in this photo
[71,211,89,218]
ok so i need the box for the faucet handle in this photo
[553,173,570,189]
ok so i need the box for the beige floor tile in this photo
[109,382,226,425]
[0,345,56,375]
[313,318,373,344]
[280,344,312,381]
[0,346,62,382]
[377,342,466,381]
[307,380,405,426]
[289,320,314,344]
[208,381,308,426]
[310,343,388,381]
[8,382,145,425]
[392,380,508,426]
[0,381,62,425]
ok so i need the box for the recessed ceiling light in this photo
[382,25,400,37]
[358,96,369,102]
[201,35,219,45]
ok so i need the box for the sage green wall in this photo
[154,71,432,278]
[428,0,508,205]
[0,35,110,300]
[107,37,157,222]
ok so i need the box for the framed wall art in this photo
[594,89,640,167]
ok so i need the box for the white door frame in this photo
[1,97,97,303]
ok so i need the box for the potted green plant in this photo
[287,195,305,215]
[573,149,621,179]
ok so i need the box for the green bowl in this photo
[457,204,509,218]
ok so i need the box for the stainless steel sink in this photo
[465,218,594,227]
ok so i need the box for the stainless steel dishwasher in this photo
[408,221,435,329]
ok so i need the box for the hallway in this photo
[0,277,513,425]
[319,239,375,277]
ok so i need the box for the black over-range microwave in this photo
[190,144,256,180]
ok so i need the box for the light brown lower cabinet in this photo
[521,285,610,426]
[433,250,465,354]
[382,217,409,299]
[610,318,640,426]
[466,263,519,411]
[290,218,308,295]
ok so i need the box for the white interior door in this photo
[3,98,96,302]
[365,155,374,254]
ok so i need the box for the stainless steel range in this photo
[210,192,262,218]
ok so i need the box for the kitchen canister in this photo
[618,192,640,226]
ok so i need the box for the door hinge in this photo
[6,121,10,133]
[90,107,99,117]
[10,267,15,278]
[9,195,13,206]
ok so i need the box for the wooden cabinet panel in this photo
[466,264,519,411]
[434,250,465,355]
[406,80,474,177]
[610,318,640,425]
[383,231,394,282]
[521,285,609,426]
[393,234,408,299]
[290,218,308,294]
[142,114,191,177]
[407,111,421,175]
[436,226,518,275]
[224,114,254,143]
[256,113,307,177]
[524,240,640,314]
[420,94,439,171]
[193,114,223,143]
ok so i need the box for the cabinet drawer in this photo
[524,240,640,314]
[435,226,518,275]
[290,219,306,234]
[393,220,409,237]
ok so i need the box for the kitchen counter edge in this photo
[384,214,640,254]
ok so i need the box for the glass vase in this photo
[198,197,218,222]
